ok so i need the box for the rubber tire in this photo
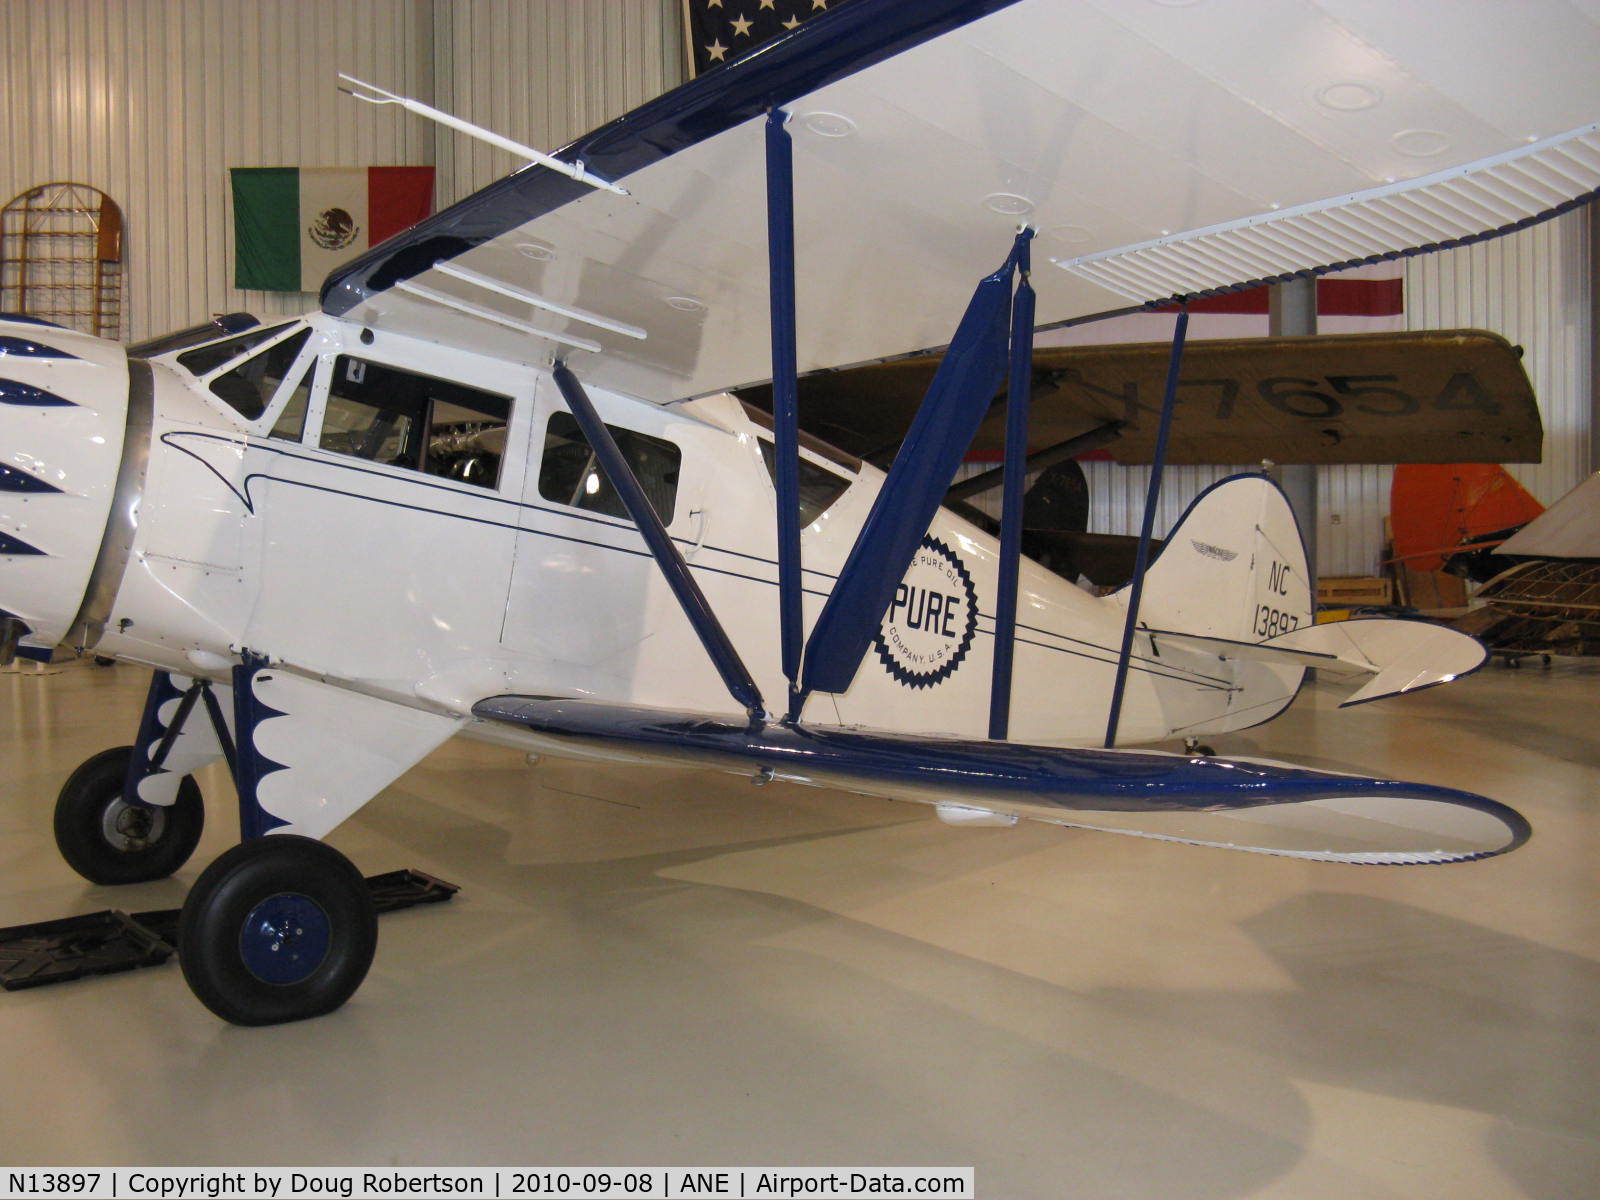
[179,836,377,1026]
[54,746,205,884]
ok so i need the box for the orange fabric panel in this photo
[1391,464,1544,570]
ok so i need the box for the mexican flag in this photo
[231,166,435,293]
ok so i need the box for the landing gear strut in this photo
[1184,736,1216,757]
[48,663,381,1025]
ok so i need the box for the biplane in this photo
[5,0,1598,1024]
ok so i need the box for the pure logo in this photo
[873,535,977,689]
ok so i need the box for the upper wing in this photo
[740,329,1543,466]
[472,696,1530,865]
[323,0,1600,402]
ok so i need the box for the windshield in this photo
[127,313,259,358]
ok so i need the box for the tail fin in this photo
[1129,473,1487,720]
[1130,473,1313,642]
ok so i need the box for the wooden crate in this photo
[1396,566,1468,612]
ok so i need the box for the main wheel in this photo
[54,746,205,884]
[179,836,377,1026]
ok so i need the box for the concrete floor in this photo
[0,658,1596,1198]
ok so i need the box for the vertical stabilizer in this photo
[1129,474,1314,643]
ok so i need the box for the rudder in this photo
[1127,473,1313,642]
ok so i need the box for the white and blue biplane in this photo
[4,0,1597,1024]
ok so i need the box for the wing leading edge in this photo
[473,696,1529,865]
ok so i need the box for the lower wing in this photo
[472,696,1528,865]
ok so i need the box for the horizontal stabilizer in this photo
[1148,618,1487,706]
[472,697,1528,864]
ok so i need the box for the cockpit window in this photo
[268,361,316,442]
[539,411,680,525]
[318,355,511,489]
[174,322,294,377]
[206,328,311,420]
[757,439,851,525]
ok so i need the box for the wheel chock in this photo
[0,869,458,992]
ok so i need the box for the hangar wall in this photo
[0,0,437,342]
[0,0,683,344]
[0,0,1590,579]
[430,0,684,210]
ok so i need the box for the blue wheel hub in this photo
[239,893,331,985]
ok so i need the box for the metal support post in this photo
[1269,276,1318,597]
[551,363,766,720]
[766,110,806,722]
[1104,308,1189,748]
[989,229,1035,740]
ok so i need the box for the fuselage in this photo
[1,312,1283,747]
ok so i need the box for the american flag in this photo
[683,0,852,78]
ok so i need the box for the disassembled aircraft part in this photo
[772,332,1543,472]
[1497,471,1600,559]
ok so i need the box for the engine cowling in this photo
[0,317,144,660]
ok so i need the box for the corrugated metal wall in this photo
[432,0,685,207]
[0,0,683,342]
[0,0,436,342]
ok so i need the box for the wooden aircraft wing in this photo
[322,0,1600,405]
[471,696,1530,865]
[741,329,1544,465]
